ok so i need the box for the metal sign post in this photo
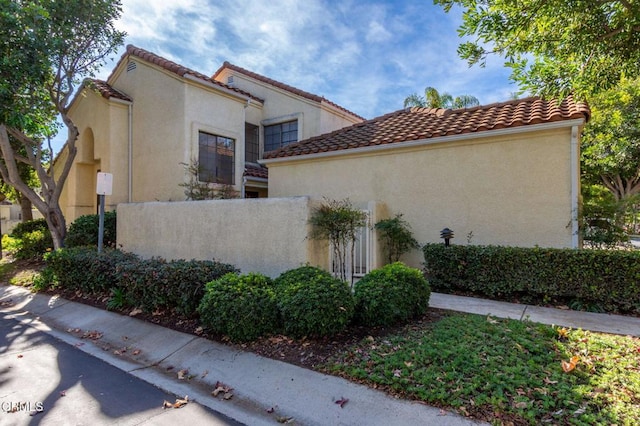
[96,173,113,253]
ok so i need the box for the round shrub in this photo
[354,262,431,327]
[197,273,279,342]
[66,211,117,248]
[275,266,354,338]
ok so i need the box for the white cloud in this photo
[100,0,516,119]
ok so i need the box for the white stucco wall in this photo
[117,196,326,277]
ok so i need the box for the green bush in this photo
[44,247,139,293]
[422,243,640,314]
[198,273,279,342]
[66,211,117,248]
[116,258,238,316]
[274,266,354,338]
[5,219,53,259]
[354,262,431,327]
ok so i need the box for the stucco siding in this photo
[267,128,575,267]
[117,197,325,277]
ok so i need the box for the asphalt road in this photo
[0,316,241,426]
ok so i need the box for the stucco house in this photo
[262,97,590,267]
[59,45,363,222]
[59,44,591,275]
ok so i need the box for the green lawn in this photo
[322,312,640,425]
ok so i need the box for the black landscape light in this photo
[440,228,454,246]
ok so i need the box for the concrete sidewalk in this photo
[2,284,638,425]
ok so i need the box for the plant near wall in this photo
[179,160,239,200]
[374,214,419,263]
[308,198,367,285]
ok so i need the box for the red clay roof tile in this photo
[113,45,263,102]
[85,79,132,102]
[263,96,590,160]
[244,163,268,179]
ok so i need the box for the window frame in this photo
[198,130,236,185]
[263,118,299,152]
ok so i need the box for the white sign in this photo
[96,172,113,196]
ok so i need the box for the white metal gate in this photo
[330,211,372,282]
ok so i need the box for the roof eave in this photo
[260,118,587,165]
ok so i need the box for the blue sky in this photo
[55,0,519,152]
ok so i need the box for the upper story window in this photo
[264,120,298,152]
[198,131,235,185]
[245,123,259,163]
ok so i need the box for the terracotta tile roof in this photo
[263,96,590,159]
[244,163,269,179]
[213,62,365,121]
[85,79,132,102]
[114,45,263,103]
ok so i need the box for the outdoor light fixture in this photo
[440,228,454,246]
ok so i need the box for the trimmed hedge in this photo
[422,243,640,314]
[354,262,431,326]
[274,266,354,338]
[44,247,139,293]
[198,273,280,342]
[115,257,238,317]
[42,247,238,317]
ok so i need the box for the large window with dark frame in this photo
[198,131,235,185]
[245,123,259,163]
[264,120,298,152]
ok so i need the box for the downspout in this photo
[571,125,580,248]
[127,103,133,203]
[241,99,251,199]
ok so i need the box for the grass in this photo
[322,312,640,425]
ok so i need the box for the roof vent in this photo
[127,61,137,72]
[227,75,234,87]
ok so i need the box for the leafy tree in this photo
[581,77,640,201]
[309,198,367,286]
[404,86,479,109]
[374,214,419,263]
[0,0,125,249]
[435,0,640,99]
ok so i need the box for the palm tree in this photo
[404,86,480,109]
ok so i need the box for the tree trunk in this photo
[18,194,33,222]
[45,206,67,250]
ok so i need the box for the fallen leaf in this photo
[211,381,233,399]
[194,326,204,335]
[74,342,85,347]
[404,361,413,368]
[514,401,528,409]
[562,355,580,373]
[163,395,189,409]
[129,308,142,316]
[177,369,188,380]
[557,327,570,339]
[132,349,141,356]
[60,390,66,397]
[335,397,349,408]
[81,330,103,340]
[393,369,402,377]
[486,315,499,324]
[276,416,294,424]
[201,370,209,378]
[17,354,23,358]
[543,377,558,385]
